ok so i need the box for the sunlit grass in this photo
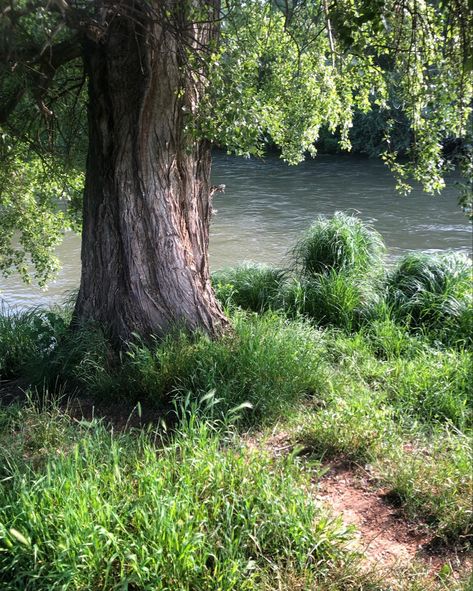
[0,402,355,591]
[386,252,473,346]
[291,211,386,277]
[0,212,471,584]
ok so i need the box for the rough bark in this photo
[73,0,228,344]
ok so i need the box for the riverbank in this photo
[0,309,471,589]
[1,153,470,310]
[0,215,471,589]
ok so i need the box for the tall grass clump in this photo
[122,311,326,424]
[212,263,286,312]
[0,415,354,590]
[284,213,386,330]
[0,306,68,381]
[283,272,381,331]
[292,212,386,278]
[386,252,473,345]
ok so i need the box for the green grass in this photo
[0,213,472,582]
[115,311,327,424]
[0,403,355,591]
[386,252,473,346]
[288,327,473,541]
[212,263,286,312]
[6,311,326,426]
[379,426,473,541]
[381,349,472,429]
[283,271,381,331]
[0,401,469,591]
[291,212,386,277]
[0,306,68,381]
[316,325,472,429]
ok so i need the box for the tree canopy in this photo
[1,0,472,288]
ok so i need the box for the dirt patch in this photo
[316,461,471,577]
[318,462,428,566]
[243,431,471,578]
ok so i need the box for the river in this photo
[1,153,471,309]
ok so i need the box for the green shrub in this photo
[386,252,473,345]
[283,272,380,331]
[0,417,354,590]
[291,212,385,278]
[0,307,68,380]
[212,263,286,312]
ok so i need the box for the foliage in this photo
[212,264,286,312]
[317,105,412,157]
[456,144,473,220]
[291,212,385,277]
[386,252,473,345]
[1,1,472,283]
[0,408,354,590]
[0,150,83,286]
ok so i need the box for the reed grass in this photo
[386,252,473,346]
[291,212,386,277]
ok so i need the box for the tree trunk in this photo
[73,0,228,344]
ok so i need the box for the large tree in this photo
[1,0,472,343]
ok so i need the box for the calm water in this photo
[1,153,471,308]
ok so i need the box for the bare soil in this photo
[245,431,472,579]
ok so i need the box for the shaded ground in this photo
[0,382,163,431]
